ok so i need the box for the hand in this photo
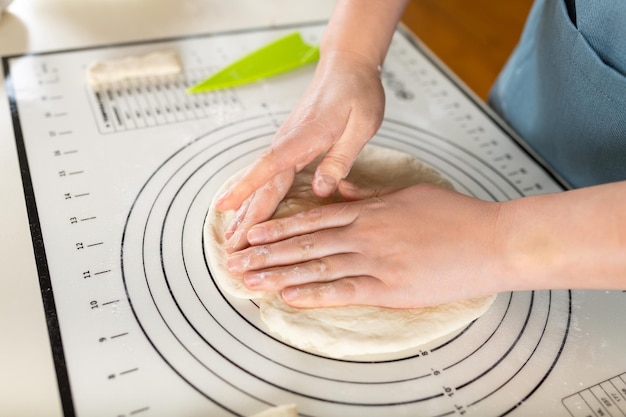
[217,51,386,251]
[215,50,385,209]
[226,183,504,309]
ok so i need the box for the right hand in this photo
[218,50,387,252]
[226,182,504,309]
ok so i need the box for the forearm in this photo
[498,181,626,292]
[321,0,409,69]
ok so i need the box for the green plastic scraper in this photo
[186,31,319,94]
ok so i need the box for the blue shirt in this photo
[489,0,626,188]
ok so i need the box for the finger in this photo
[224,196,251,240]
[241,252,366,291]
[337,180,399,202]
[225,170,294,253]
[312,141,364,198]
[216,115,341,211]
[312,110,382,197]
[227,224,358,274]
[281,276,392,308]
[215,148,292,211]
[246,201,360,246]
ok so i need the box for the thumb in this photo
[312,141,364,198]
[311,111,383,198]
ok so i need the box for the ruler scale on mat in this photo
[4,22,626,417]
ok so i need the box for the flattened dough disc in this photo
[204,144,495,358]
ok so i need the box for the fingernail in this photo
[216,189,230,205]
[224,216,241,239]
[282,286,300,302]
[226,253,244,273]
[243,273,263,288]
[314,174,337,197]
[225,228,247,254]
[247,226,268,244]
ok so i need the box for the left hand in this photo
[218,49,386,252]
[225,182,505,309]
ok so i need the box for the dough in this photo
[204,144,495,358]
[249,404,297,417]
[0,0,12,18]
[86,50,182,89]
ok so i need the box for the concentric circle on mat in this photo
[121,114,570,417]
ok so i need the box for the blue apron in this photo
[489,0,626,188]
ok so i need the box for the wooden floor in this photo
[401,0,534,99]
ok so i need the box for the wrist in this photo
[495,185,626,293]
[321,0,409,69]
[494,197,559,293]
[316,48,382,78]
